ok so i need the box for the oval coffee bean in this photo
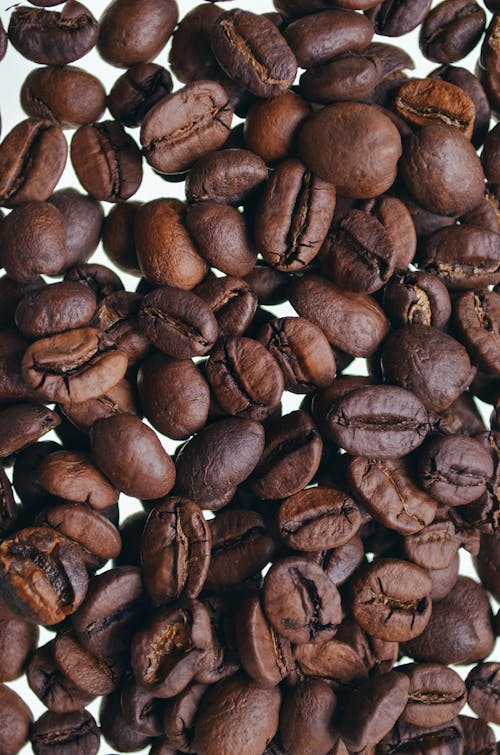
[394,78,476,138]
[421,225,500,291]
[400,662,467,726]
[108,63,173,128]
[15,281,96,339]
[419,0,486,64]
[0,618,38,682]
[279,679,338,755]
[27,641,94,714]
[141,497,211,605]
[383,270,452,329]
[0,403,59,459]
[466,662,500,724]
[49,189,103,268]
[0,684,33,755]
[52,629,122,697]
[244,91,311,164]
[186,148,267,205]
[195,275,258,338]
[351,558,432,641]
[207,510,274,587]
[263,556,342,644]
[31,709,100,755]
[366,0,431,36]
[141,80,233,175]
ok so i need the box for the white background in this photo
[0,0,498,751]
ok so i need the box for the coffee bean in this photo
[0,617,38,682]
[351,558,432,641]
[394,78,476,138]
[27,641,94,713]
[300,51,383,103]
[419,0,486,64]
[20,65,106,127]
[284,9,374,67]
[195,275,258,338]
[0,403,60,458]
[0,683,33,755]
[141,497,211,605]
[31,709,100,755]
[8,2,98,65]
[61,377,139,432]
[186,148,267,205]
[211,9,297,98]
[379,717,465,753]
[367,0,431,36]
[454,290,500,375]
[100,690,152,751]
[141,80,233,175]
[107,63,173,127]
[293,635,367,684]
[460,714,496,754]
[52,629,123,697]
[0,20,6,62]
[49,189,104,268]
[430,64,491,148]
[207,510,274,587]
[162,682,208,750]
[280,679,338,755]
[474,530,500,600]
[244,91,311,163]
[169,2,223,84]
[466,662,500,724]
[383,270,451,329]
[15,281,96,339]
[421,225,500,290]
[403,519,461,570]
[64,262,124,301]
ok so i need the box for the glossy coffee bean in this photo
[207,510,274,587]
[101,202,141,275]
[195,276,258,338]
[15,281,96,339]
[279,679,338,755]
[52,629,122,697]
[0,403,60,458]
[49,188,104,268]
[168,2,223,84]
[400,662,466,726]
[455,291,500,375]
[284,9,373,67]
[430,63,491,148]
[366,0,431,36]
[162,682,208,750]
[186,148,267,205]
[421,225,500,290]
[244,91,311,163]
[466,662,500,724]
[394,77,476,138]
[61,377,139,432]
[107,63,173,127]
[31,709,100,755]
[419,0,486,64]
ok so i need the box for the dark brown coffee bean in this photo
[0,683,33,755]
[347,457,437,535]
[162,682,208,750]
[351,558,432,641]
[258,316,336,393]
[207,510,274,587]
[31,709,100,755]
[141,80,233,175]
[418,435,494,506]
[399,662,466,727]
[323,385,428,459]
[293,635,367,684]
[72,566,146,658]
[381,325,474,411]
[466,662,500,724]
[134,199,208,289]
[367,0,431,36]
[454,291,500,375]
[279,679,337,755]
[0,200,68,282]
[49,189,103,268]
[0,527,88,625]
[0,617,38,682]
[421,225,500,290]
[300,51,383,103]
[263,556,342,644]
[175,418,265,509]
[195,276,258,338]
[250,410,323,499]
[400,124,485,216]
[186,148,267,205]
[482,123,500,184]
[383,270,451,329]
[206,336,284,421]
[420,0,486,64]
[117,679,162,738]
[100,691,152,751]
[141,497,211,605]
[52,629,122,697]
[71,121,143,202]
[27,641,94,713]
[186,202,257,276]
[21,65,106,127]
[341,671,410,752]
[460,714,496,754]
[211,9,297,98]
[284,9,373,68]
[429,392,485,438]
[64,262,124,301]
[169,2,223,84]
[405,576,495,664]
[21,327,128,404]
[8,2,98,64]
[244,91,310,164]
[316,534,366,587]
[290,274,389,357]
[91,414,175,500]
[101,202,140,275]
[15,281,96,339]
[61,378,139,432]
[255,158,336,272]
[131,599,216,697]
[107,63,173,127]
[193,674,281,755]
[299,102,402,198]
[402,519,461,571]
[138,285,218,359]
[394,77,476,138]
[0,403,60,458]
[430,64,491,148]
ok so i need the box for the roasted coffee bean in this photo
[100,695,152,752]
[277,486,361,551]
[0,275,46,329]
[293,634,368,684]
[258,316,336,393]
[15,281,96,339]
[249,410,323,499]
[300,51,383,103]
[465,662,500,724]
[193,674,281,755]
[97,0,177,68]
[186,148,267,205]
[91,290,150,366]
[379,717,465,754]
[0,617,38,682]
[430,391,485,437]
[102,201,141,275]
[399,662,467,726]
[263,556,342,644]
[71,120,143,202]
[279,679,337,755]
[0,403,60,458]
[315,534,366,586]
[328,615,399,675]
[299,102,402,198]
[460,714,496,754]
[20,65,106,128]
[347,457,437,535]
[394,78,476,138]
[383,270,451,329]
[21,327,128,404]
[381,325,474,411]
[207,510,274,587]
[52,629,122,697]
[366,0,431,36]
[430,64,491,148]
[421,224,500,290]
[8,2,98,65]
[141,80,233,175]
[168,2,224,84]
[482,122,500,184]
[131,599,216,697]
[141,497,211,605]
[211,9,297,98]
[284,9,373,67]
[91,414,175,500]
[420,0,486,64]
[27,641,94,713]
[49,189,104,268]
[454,290,500,375]
[341,671,410,752]
[64,262,124,301]
[244,91,311,164]
[206,336,284,421]
[402,519,462,570]
[0,527,88,625]
[351,558,432,641]
[406,576,495,665]
[72,566,146,657]
[290,274,389,357]
[61,378,139,432]
[118,679,163,738]
[107,63,173,127]
[417,435,494,506]
[31,709,100,755]
[195,276,258,338]
[134,199,208,289]
[400,123,485,216]
[0,683,33,755]
[255,159,336,272]
[162,682,208,750]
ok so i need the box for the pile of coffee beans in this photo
[0,0,498,752]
